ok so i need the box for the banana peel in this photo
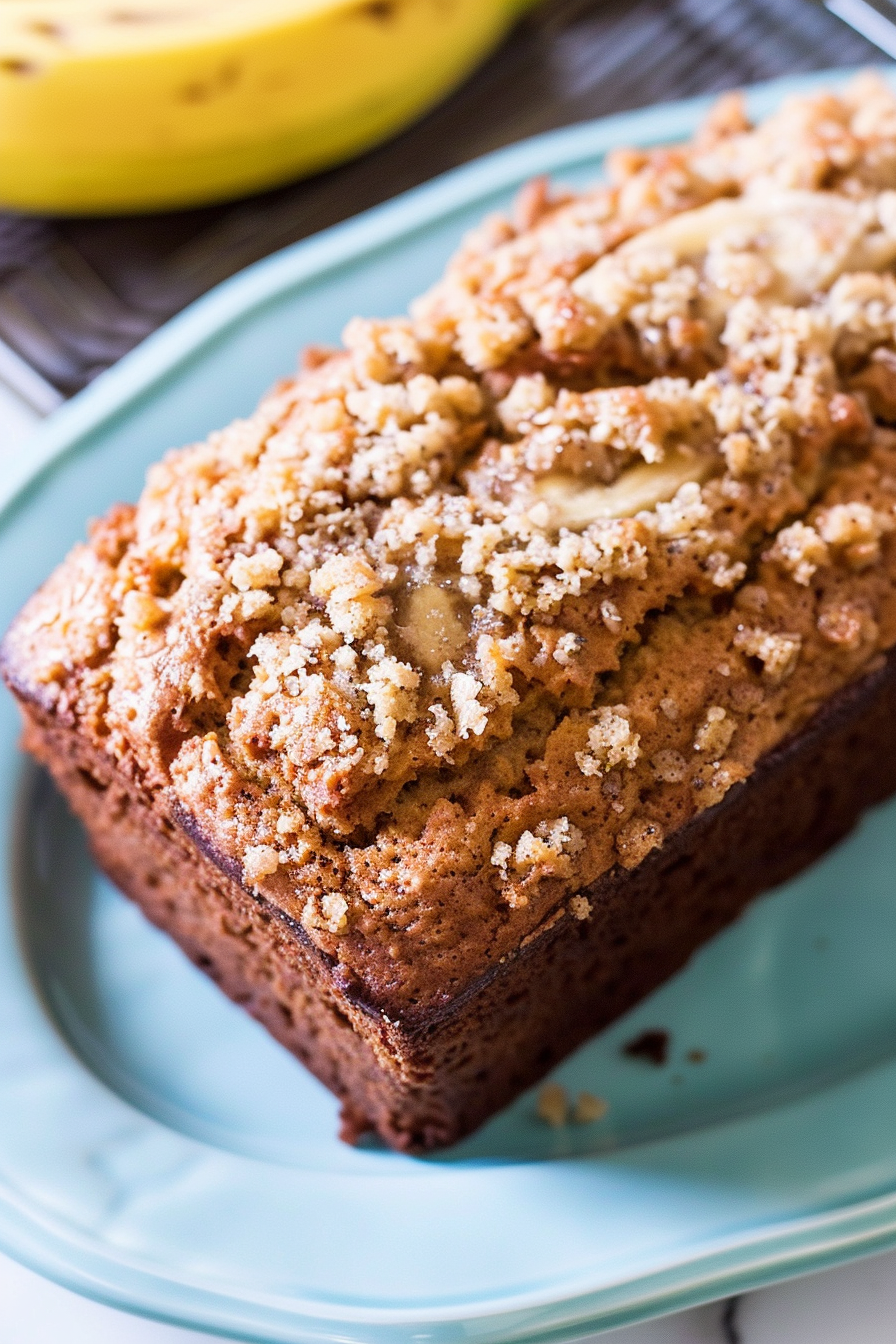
[0,0,536,214]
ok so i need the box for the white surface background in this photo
[1,384,894,1343]
[3,1235,896,1342]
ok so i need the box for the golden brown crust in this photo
[4,76,896,1032]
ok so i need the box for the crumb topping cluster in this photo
[13,76,896,986]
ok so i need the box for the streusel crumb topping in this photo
[12,76,896,999]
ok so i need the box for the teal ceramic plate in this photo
[1,69,896,1344]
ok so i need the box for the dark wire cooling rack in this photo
[0,0,886,404]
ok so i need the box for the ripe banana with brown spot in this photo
[0,0,535,213]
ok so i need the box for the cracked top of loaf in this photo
[5,75,896,1019]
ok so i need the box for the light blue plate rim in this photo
[0,66,895,1343]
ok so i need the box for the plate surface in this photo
[1,69,896,1344]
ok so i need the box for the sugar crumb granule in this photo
[536,1082,569,1128]
[573,1091,609,1124]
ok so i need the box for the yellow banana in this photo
[0,0,535,214]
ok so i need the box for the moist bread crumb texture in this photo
[5,75,896,1150]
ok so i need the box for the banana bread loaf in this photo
[4,75,896,1151]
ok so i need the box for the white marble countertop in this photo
[1,380,894,1343]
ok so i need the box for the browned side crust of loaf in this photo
[11,646,896,1152]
